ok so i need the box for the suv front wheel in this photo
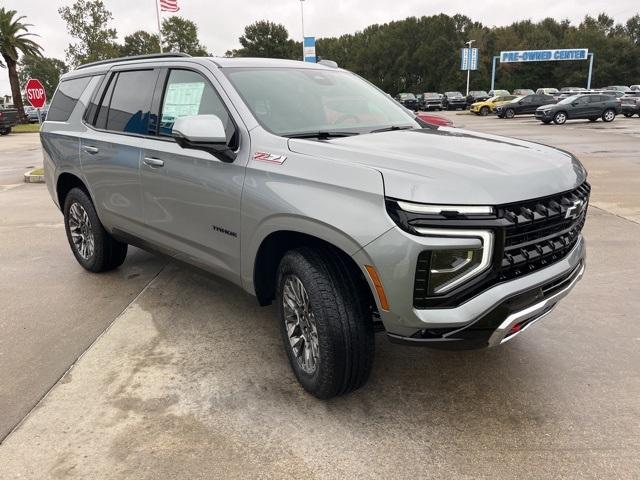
[276,247,374,399]
[63,187,128,272]
[602,109,616,122]
[553,112,567,125]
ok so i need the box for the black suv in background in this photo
[495,94,555,118]
[466,90,489,107]
[395,92,419,111]
[420,92,443,110]
[442,91,466,110]
[535,93,621,124]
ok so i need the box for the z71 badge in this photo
[253,152,287,165]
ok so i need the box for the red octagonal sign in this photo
[25,78,47,109]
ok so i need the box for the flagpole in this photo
[155,0,164,53]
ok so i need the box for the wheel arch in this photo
[56,172,92,209]
[251,229,376,311]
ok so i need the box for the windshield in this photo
[471,91,488,96]
[424,93,439,98]
[224,67,418,136]
[445,92,462,97]
[399,93,416,100]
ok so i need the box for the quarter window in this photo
[159,69,235,145]
[47,76,92,122]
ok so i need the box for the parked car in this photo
[395,92,419,111]
[25,105,48,123]
[560,87,586,92]
[536,88,559,96]
[488,89,510,97]
[415,111,453,127]
[442,91,466,110]
[0,105,18,134]
[513,89,534,96]
[630,85,640,92]
[466,90,489,107]
[606,85,631,93]
[420,92,443,110]
[620,92,640,117]
[495,94,555,118]
[535,93,621,124]
[469,95,518,116]
[42,54,589,398]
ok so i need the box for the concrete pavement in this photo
[1,119,639,478]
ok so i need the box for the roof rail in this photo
[76,52,191,70]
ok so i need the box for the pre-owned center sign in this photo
[500,48,589,63]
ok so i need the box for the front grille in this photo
[497,182,590,281]
[407,182,590,309]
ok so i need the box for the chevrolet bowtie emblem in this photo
[565,200,585,220]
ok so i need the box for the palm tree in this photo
[0,8,42,123]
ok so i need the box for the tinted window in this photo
[589,95,604,103]
[104,70,156,135]
[47,76,92,122]
[159,69,235,144]
[521,96,532,103]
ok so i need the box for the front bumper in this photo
[354,228,586,350]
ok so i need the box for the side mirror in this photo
[172,115,236,162]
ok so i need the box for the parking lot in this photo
[1,113,639,478]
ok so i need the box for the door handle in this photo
[83,146,99,154]
[143,157,165,168]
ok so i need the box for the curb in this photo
[24,169,45,184]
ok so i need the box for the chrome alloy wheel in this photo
[282,275,320,374]
[68,203,95,260]
[603,110,615,121]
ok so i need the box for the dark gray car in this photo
[536,93,621,124]
[41,54,588,398]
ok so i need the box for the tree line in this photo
[1,0,639,122]
[230,14,640,94]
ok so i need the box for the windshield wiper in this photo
[369,125,416,134]
[283,131,360,139]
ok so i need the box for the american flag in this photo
[159,0,180,12]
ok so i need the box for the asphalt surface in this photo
[0,116,639,478]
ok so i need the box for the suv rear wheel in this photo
[553,112,567,125]
[479,106,489,116]
[602,109,616,122]
[63,188,128,272]
[276,247,374,399]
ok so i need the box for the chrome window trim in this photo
[413,228,494,294]
[397,201,494,215]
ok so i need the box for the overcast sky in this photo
[2,0,638,96]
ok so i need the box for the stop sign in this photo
[25,78,47,109]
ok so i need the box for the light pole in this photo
[465,40,475,96]
[300,0,305,61]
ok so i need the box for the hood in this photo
[288,128,586,205]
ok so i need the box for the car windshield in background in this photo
[399,93,416,100]
[445,92,463,97]
[471,91,488,96]
[558,95,581,105]
[424,93,440,98]
[224,67,418,136]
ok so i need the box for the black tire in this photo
[553,111,567,125]
[276,247,374,399]
[542,119,552,124]
[0,127,10,135]
[504,108,515,119]
[623,112,633,118]
[63,187,127,273]
[479,106,489,116]
[602,109,616,122]
[588,117,598,122]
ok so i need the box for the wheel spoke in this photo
[282,275,320,374]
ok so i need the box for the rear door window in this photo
[47,76,92,122]
[103,70,158,135]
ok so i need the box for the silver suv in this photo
[42,54,588,398]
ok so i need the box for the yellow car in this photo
[470,95,518,116]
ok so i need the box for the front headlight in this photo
[415,228,494,295]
